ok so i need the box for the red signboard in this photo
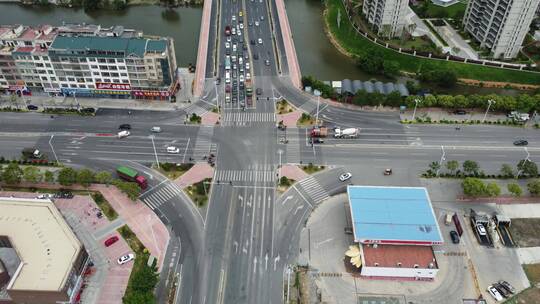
[95,82,131,91]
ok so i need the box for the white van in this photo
[117,130,130,138]
[225,71,231,83]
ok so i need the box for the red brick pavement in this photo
[280,164,308,181]
[174,163,215,188]
[277,110,302,127]
[193,0,213,97]
[275,0,302,89]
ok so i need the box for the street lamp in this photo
[482,99,495,123]
[436,145,445,177]
[314,89,321,126]
[516,147,530,179]
[411,98,422,121]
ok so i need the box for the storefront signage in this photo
[95,82,131,91]
[133,90,170,97]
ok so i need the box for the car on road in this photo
[310,138,324,144]
[260,15,264,21]
[225,85,231,93]
[265,59,270,66]
[232,44,237,52]
[37,193,53,200]
[453,109,467,115]
[255,21,259,26]
[167,146,180,154]
[253,53,259,60]
[232,27,236,35]
[256,88,262,95]
[513,139,528,146]
[476,223,487,236]
[258,38,263,44]
[117,130,130,138]
[487,285,504,301]
[225,25,231,35]
[150,126,162,133]
[248,21,253,26]
[226,36,231,42]
[250,39,255,45]
[245,62,250,70]
[339,172,352,182]
[450,231,460,244]
[237,29,242,36]
[104,236,119,247]
[119,124,131,130]
[232,15,236,22]
[239,23,244,29]
[246,72,251,80]
[239,10,243,17]
[225,42,230,49]
[117,253,135,265]
[384,168,392,175]
[27,104,38,110]
[80,107,96,114]
[239,74,244,82]
[498,281,515,294]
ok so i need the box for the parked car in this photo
[167,146,180,154]
[339,172,352,182]
[104,236,119,247]
[487,285,504,301]
[80,107,95,114]
[150,126,162,133]
[119,124,131,130]
[513,139,528,146]
[498,281,516,294]
[27,104,38,110]
[493,283,510,298]
[117,253,135,265]
[453,109,467,115]
[55,190,74,199]
[37,193,53,200]
[450,231,460,244]
[384,168,392,175]
[476,223,487,236]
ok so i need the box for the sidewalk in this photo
[174,163,215,188]
[275,0,302,88]
[193,0,213,96]
[400,108,508,123]
[279,164,308,181]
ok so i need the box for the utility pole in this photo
[314,89,321,126]
[482,99,495,123]
[412,98,421,121]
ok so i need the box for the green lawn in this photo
[425,1,466,18]
[326,0,540,85]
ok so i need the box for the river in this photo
[0,1,524,95]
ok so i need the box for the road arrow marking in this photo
[253,257,257,273]
[294,204,304,215]
[265,253,268,270]
[281,195,294,205]
[274,255,280,271]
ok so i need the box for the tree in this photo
[57,167,77,186]
[382,60,400,77]
[446,160,459,175]
[44,170,55,183]
[112,0,127,10]
[112,180,141,201]
[500,164,514,178]
[527,180,540,196]
[82,0,101,11]
[123,291,155,304]
[131,264,159,292]
[23,166,42,183]
[77,168,95,187]
[429,161,441,174]
[486,182,501,197]
[95,171,113,185]
[462,177,487,197]
[2,163,23,185]
[517,159,538,178]
[507,183,522,197]
[463,160,479,175]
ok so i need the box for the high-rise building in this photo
[0,24,178,100]
[361,0,409,37]
[463,0,540,59]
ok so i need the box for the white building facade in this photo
[362,0,409,37]
[463,0,540,59]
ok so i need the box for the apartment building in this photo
[362,0,408,37]
[0,24,178,100]
[463,0,540,59]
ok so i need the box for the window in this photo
[98,58,106,63]
[117,59,124,63]
[119,66,126,70]
[99,65,108,70]
[88,58,96,62]
[41,76,48,81]
[91,65,98,69]
[111,73,119,77]
[107,59,115,63]
[68,77,75,82]
[33,56,40,60]
[93,72,100,76]
[59,77,66,81]
[102,72,110,77]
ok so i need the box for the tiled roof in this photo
[50,36,167,57]
[362,244,437,268]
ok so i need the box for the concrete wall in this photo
[361,265,439,279]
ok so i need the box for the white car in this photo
[239,23,244,29]
[117,253,135,265]
[246,72,251,80]
[237,30,242,36]
[232,15,236,22]
[117,130,130,138]
[476,224,487,236]
[487,285,503,301]
[37,193,53,200]
[167,146,180,154]
[150,126,162,133]
[232,27,236,35]
[258,38,263,44]
[226,36,231,42]
[232,44,237,52]
[339,172,352,182]
[225,42,230,49]
[255,21,259,26]
[239,74,244,82]
[245,62,250,70]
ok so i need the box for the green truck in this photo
[116,166,148,189]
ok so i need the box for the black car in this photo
[119,124,131,130]
[250,39,255,45]
[80,107,95,114]
[310,138,324,144]
[453,109,467,115]
[26,104,38,110]
[256,88,262,95]
[450,230,460,244]
[513,139,528,146]
[253,53,259,60]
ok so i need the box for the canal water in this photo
[0,1,523,95]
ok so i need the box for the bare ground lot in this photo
[508,218,540,247]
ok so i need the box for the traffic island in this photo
[301,163,326,175]
[185,178,212,207]
[278,176,295,193]
[297,113,316,127]
[155,162,194,180]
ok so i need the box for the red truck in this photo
[310,127,328,138]
[116,166,148,189]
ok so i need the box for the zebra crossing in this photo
[221,112,275,126]
[297,176,329,203]
[284,127,301,163]
[183,104,208,116]
[191,126,215,159]
[215,170,275,182]
[141,182,183,210]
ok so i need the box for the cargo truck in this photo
[334,128,359,138]
[116,166,148,189]
[310,127,328,138]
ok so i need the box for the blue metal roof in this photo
[348,186,443,244]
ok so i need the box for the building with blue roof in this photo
[347,186,443,245]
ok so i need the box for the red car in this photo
[225,85,231,93]
[225,25,231,36]
[104,236,119,247]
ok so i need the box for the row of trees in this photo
[353,50,401,78]
[463,177,540,198]
[404,93,540,113]
[425,159,538,179]
[0,164,140,201]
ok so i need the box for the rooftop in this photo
[50,35,167,57]
[362,244,437,269]
[0,197,82,291]
[348,186,443,245]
